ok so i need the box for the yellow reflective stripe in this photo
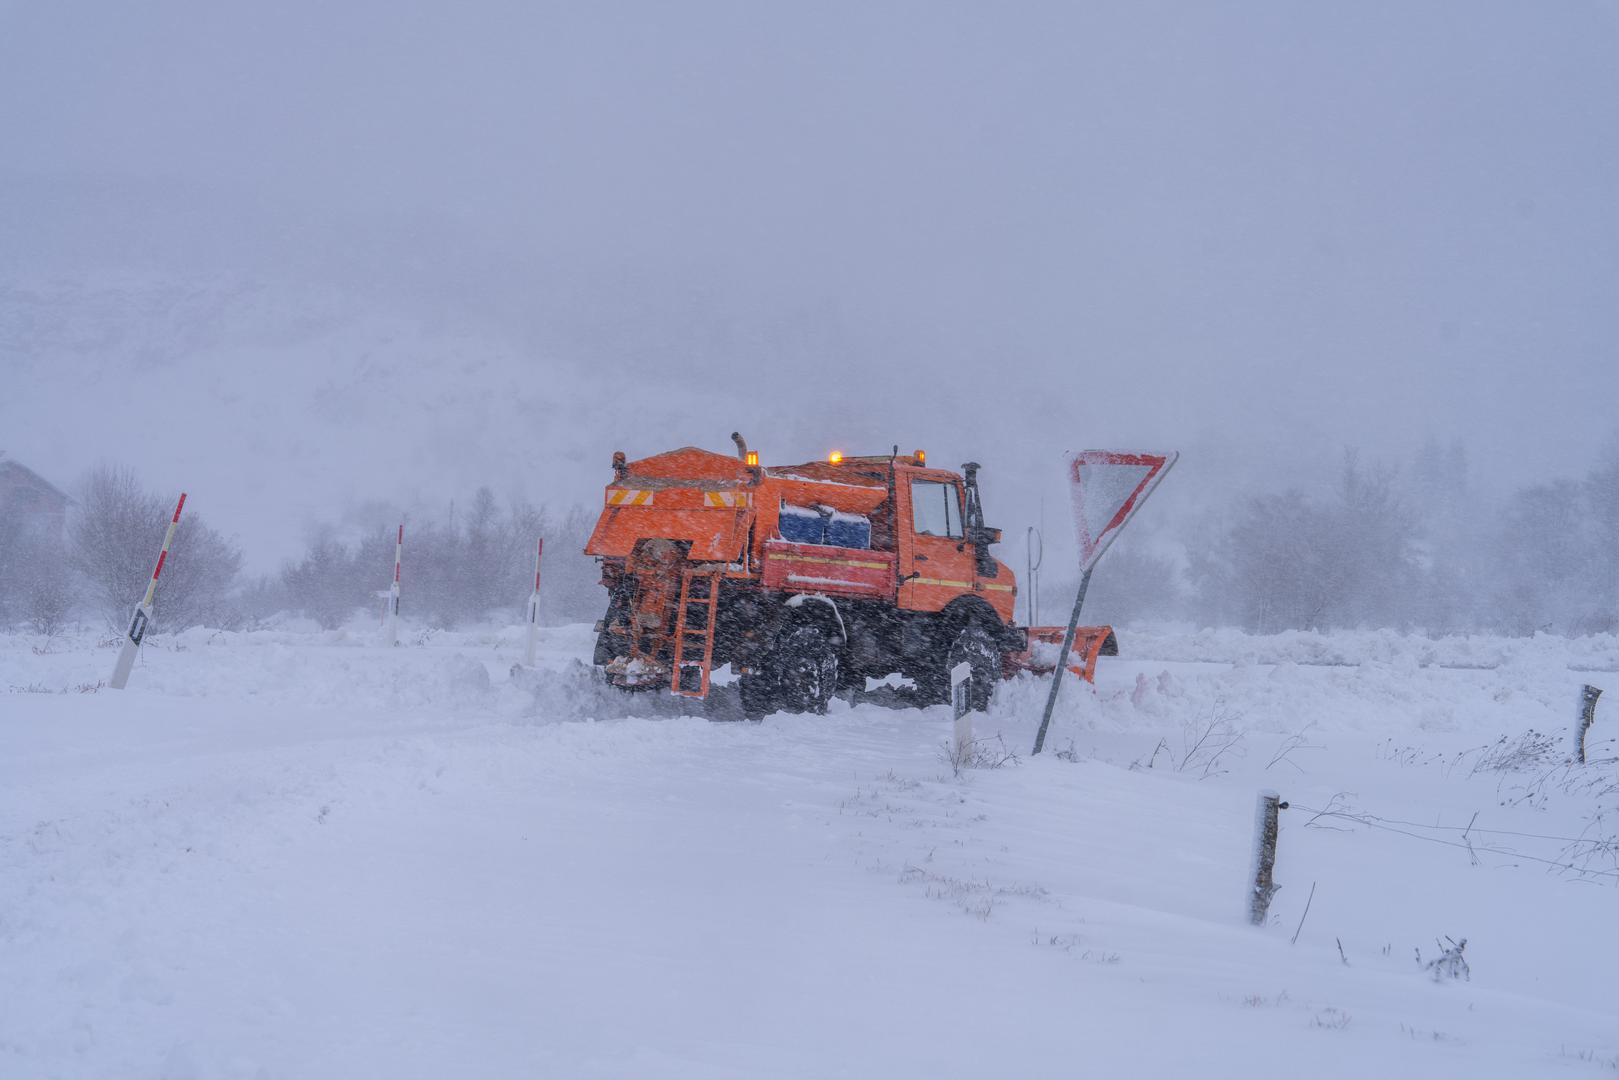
[772,553,890,570]
[606,489,654,506]
[703,491,752,507]
[905,577,1012,591]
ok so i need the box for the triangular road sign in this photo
[1066,450,1178,571]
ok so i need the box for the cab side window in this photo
[910,479,962,538]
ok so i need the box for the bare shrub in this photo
[23,549,74,635]
[1463,729,1560,775]
[1417,936,1470,982]
[899,864,1048,920]
[941,733,1020,776]
[0,524,75,634]
[1174,707,1247,778]
[1311,1007,1352,1030]
[1267,724,1322,773]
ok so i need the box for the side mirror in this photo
[969,524,1000,576]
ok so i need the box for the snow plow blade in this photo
[1006,625,1118,683]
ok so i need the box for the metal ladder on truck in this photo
[671,569,722,698]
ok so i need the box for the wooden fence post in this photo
[1576,685,1602,765]
[1249,790,1284,926]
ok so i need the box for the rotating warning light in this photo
[828,450,844,464]
[746,451,759,467]
[915,449,926,464]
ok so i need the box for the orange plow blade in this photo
[1005,625,1118,683]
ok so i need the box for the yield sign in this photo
[1034,449,1178,756]
[1066,450,1179,572]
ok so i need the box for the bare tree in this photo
[69,465,243,631]
[280,529,367,629]
[1080,540,1184,626]
[1187,450,1423,633]
[1322,451,1419,629]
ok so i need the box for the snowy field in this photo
[3,623,1617,1078]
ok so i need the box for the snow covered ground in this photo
[3,623,1616,1078]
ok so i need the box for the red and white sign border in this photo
[1066,449,1179,572]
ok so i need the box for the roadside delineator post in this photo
[386,524,403,647]
[1249,790,1286,926]
[524,537,545,668]
[951,660,974,766]
[110,492,186,690]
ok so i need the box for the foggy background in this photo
[3,1,1617,634]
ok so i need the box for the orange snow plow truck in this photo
[585,434,1115,718]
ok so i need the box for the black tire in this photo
[738,671,776,721]
[769,624,839,715]
[940,622,1001,712]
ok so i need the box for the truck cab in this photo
[893,461,1015,621]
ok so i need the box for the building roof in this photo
[0,459,74,509]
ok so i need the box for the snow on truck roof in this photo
[619,445,939,492]
[763,471,886,492]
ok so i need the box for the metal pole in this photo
[1025,526,1043,627]
[1031,567,1092,755]
[387,524,402,647]
[1026,527,1033,626]
[524,537,544,667]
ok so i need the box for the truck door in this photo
[897,472,976,613]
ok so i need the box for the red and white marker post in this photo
[523,537,545,667]
[386,524,403,647]
[110,492,187,690]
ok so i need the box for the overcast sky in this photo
[3,1,1617,565]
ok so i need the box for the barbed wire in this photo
[1297,811,1601,846]
[1286,802,1619,882]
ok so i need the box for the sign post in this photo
[386,524,403,647]
[524,537,545,668]
[110,492,186,690]
[1032,451,1177,755]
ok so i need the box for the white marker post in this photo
[524,537,545,668]
[951,660,974,766]
[110,492,186,690]
[386,524,403,647]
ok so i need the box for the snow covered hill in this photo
[0,268,773,571]
[3,625,1615,1077]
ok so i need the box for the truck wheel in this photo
[738,671,775,721]
[933,622,1000,712]
[771,624,839,715]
